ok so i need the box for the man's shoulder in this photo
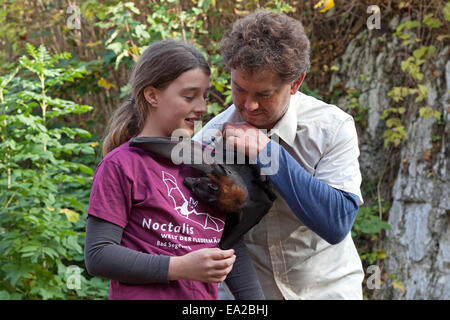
[292,92,352,125]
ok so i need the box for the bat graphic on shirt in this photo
[162,171,225,232]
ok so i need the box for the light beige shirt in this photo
[194,92,365,300]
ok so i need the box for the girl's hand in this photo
[168,248,236,283]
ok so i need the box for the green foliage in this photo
[382,121,407,148]
[96,2,146,69]
[353,204,392,238]
[340,87,369,129]
[353,200,392,265]
[419,106,441,120]
[0,0,301,300]
[299,80,323,100]
[359,249,388,266]
[422,13,443,28]
[93,0,231,116]
[383,11,444,148]
[0,0,445,300]
[265,0,293,13]
[0,44,108,299]
[393,20,421,45]
[91,0,298,119]
[399,46,436,82]
[444,1,450,21]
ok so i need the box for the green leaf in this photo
[81,144,95,155]
[19,245,41,253]
[0,67,20,88]
[413,46,428,60]
[0,291,11,300]
[25,43,38,59]
[106,42,123,55]
[444,1,450,21]
[395,20,420,34]
[2,263,33,287]
[124,2,141,14]
[207,102,223,116]
[105,29,121,46]
[61,208,80,223]
[419,106,441,119]
[423,13,443,28]
[376,249,388,260]
[32,285,64,300]
[65,235,83,254]
[134,24,150,40]
[42,247,59,259]
[427,45,436,57]
[77,163,94,175]
[415,84,428,102]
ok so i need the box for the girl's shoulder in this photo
[98,141,158,171]
[103,141,144,161]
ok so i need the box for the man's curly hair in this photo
[221,10,310,82]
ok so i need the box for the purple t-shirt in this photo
[87,141,227,300]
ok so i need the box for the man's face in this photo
[230,68,303,130]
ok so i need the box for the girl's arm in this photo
[84,215,170,284]
[85,215,236,284]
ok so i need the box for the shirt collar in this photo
[268,95,297,147]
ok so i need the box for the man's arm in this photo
[221,118,362,245]
[257,140,360,244]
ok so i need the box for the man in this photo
[194,10,365,299]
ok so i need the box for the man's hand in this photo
[222,122,271,159]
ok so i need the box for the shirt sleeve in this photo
[88,159,132,228]
[314,117,364,205]
[84,215,170,284]
[257,140,360,245]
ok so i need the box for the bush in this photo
[0,44,108,299]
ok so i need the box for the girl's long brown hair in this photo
[102,40,210,157]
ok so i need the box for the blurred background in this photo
[0,0,448,300]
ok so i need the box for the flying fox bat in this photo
[129,136,276,249]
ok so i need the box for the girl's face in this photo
[142,68,210,137]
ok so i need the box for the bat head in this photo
[183,176,221,204]
[184,172,247,213]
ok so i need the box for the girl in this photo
[84,39,264,300]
